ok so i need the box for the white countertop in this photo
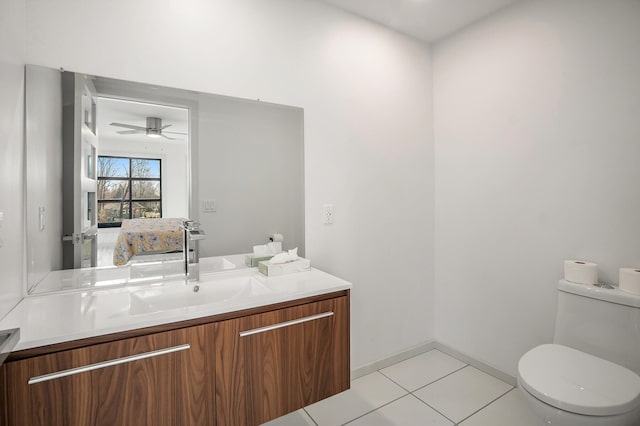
[30,254,251,295]
[0,267,351,352]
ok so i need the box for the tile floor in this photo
[263,349,540,426]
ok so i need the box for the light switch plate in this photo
[203,199,217,213]
[39,207,46,231]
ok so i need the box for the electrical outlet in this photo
[322,204,334,225]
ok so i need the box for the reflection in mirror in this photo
[25,65,304,294]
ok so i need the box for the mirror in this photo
[25,65,305,294]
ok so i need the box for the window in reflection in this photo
[97,156,162,227]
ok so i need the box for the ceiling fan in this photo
[109,117,187,140]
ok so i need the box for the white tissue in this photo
[619,268,640,295]
[258,256,310,276]
[270,248,299,264]
[564,260,598,285]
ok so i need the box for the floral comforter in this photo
[113,218,184,266]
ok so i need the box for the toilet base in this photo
[517,384,640,426]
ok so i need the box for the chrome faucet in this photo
[182,220,206,283]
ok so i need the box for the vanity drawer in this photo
[1,324,215,426]
[215,295,350,426]
[1,291,351,426]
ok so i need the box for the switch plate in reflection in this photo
[38,207,45,231]
[203,199,217,213]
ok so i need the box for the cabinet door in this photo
[1,324,215,426]
[215,295,350,426]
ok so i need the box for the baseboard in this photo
[433,342,517,386]
[351,339,517,386]
[351,340,436,380]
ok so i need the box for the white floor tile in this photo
[347,395,453,426]
[305,371,407,426]
[261,409,316,426]
[414,366,512,423]
[380,349,467,391]
[459,389,539,426]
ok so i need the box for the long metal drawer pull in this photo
[28,344,191,385]
[239,311,334,337]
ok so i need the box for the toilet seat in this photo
[518,344,640,416]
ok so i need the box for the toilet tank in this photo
[554,280,640,375]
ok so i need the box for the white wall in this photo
[196,96,304,257]
[433,0,640,376]
[25,0,435,369]
[0,0,26,319]
[25,66,63,287]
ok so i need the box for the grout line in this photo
[351,340,437,380]
[339,393,410,426]
[409,364,470,394]
[304,348,518,426]
[374,359,468,425]
[302,407,319,426]
[454,386,515,425]
[377,369,414,393]
[408,393,458,425]
[433,343,517,387]
[376,353,470,398]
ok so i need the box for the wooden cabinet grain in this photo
[0,291,350,426]
[215,295,350,425]
[1,324,215,426]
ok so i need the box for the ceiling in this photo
[318,0,522,43]
[96,97,189,145]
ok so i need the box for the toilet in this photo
[518,280,640,425]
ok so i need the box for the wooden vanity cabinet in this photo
[0,291,350,426]
[1,324,216,426]
[215,295,350,425]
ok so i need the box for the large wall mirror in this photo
[25,65,304,294]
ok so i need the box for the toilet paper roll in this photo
[564,260,598,285]
[619,268,640,295]
[269,233,284,243]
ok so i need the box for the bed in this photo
[112,218,185,266]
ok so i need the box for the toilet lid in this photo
[518,344,640,416]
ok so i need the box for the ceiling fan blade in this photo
[110,122,146,131]
[160,124,172,130]
[117,130,143,135]
[163,131,188,135]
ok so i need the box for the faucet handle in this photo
[188,229,206,241]
[182,219,201,230]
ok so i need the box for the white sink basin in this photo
[199,256,240,274]
[129,275,271,315]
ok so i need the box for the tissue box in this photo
[244,254,276,267]
[258,258,311,276]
